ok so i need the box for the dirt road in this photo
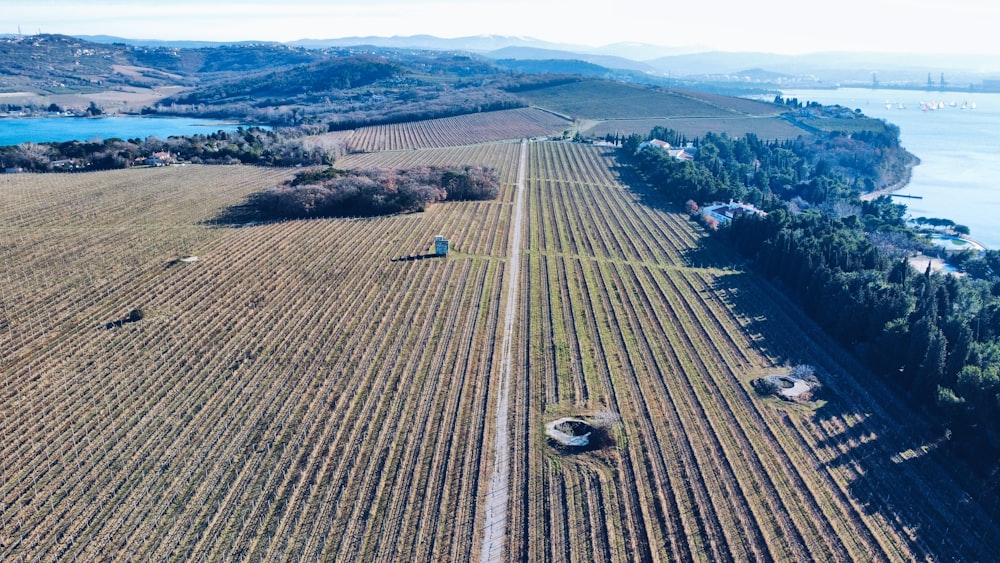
[479,138,527,563]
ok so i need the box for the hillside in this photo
[0,35,524,126]
[0,34,811,140]
[0,34,322,91]
[504,77,813,140]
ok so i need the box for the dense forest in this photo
[243,165,499,219]
[624,125,1000,472]
[148,49,528,128]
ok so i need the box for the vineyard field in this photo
[2,140,998,561]
[0,161,515,559]
[513,81,780,120]
[345,108,570,152]
[505,142,1000,561]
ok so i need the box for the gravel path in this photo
[480,138,527,563]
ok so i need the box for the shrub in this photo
[250,165,499,219]
[752,377,780,396]
[685,199,700,215]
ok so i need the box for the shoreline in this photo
[858,157,991,250]
[859,154,920,202]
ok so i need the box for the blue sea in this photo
[0,115,252,146]
[780,88,1000,249]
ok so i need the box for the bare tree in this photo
[14,142,53,170]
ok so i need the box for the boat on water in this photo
[920,100,953,111]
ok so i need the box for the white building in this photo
[638,139,671,151]
[639,139,696,161]
[702,201,766,225]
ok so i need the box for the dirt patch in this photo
[9,86,184,114]
[770,375,812,399]
[0,91,38,99]
[112,65,184,81]
[908,255,962,277]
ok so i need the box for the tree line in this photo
[0,126,333,172]
[624,123,916,209]
[623,124,1000,473]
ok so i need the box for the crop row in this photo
[705,269,1000,560]
[7,139,998,561]
[507,140,1000,561]
[0,158,516,559]
[0,166,296,369]
[346,108,569,152]
[515,82,740,121]
[526,142,701,266]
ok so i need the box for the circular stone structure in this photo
[756,374,816,400]
[545,417,594,448]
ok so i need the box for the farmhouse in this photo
[136,151,177,167]
[668,147,695,161]
[50,158,82,170]
[639,139,696,161]
[702,201,766,225]
[638,138,671,151]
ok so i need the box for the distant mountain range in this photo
[47,33,1000,89]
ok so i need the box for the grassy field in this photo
[1,125,998,558]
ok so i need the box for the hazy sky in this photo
[6,0,1000,55]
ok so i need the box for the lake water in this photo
[779,88,1000,249]
[0,116,251,146]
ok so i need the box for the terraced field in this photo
[1,138,997,561]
